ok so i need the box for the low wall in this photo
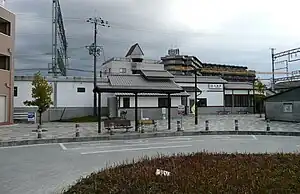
[14,107,108,122]
[118,108,179,120]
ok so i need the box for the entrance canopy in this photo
[93,74,184,133]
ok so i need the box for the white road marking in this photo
[125,140,149,144]
[67,140,205,151]
[212,136,231,139]
[81,144,192,155]
[59,143,67,151]
[252,135,258,140]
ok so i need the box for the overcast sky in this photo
[6,0,300,78]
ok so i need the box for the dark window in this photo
[0,18,11,36]
[197,98,207,107]
[77,87,85,93]
[234,95,249,107]
[158,98,169,108]
[225,95,232,107]
[14,86,18,97]
[123,98,130,108]
[0,56,10,70]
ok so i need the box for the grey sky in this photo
[6,0,300,78]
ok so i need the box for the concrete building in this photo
[13,44,256,122]
[0,6,15,125]
[265,86,300,122]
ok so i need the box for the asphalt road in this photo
[1,135,300,194]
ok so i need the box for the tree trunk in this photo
[39,112,42,125]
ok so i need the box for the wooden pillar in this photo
[168,93,171,130]
[135,93,138,131]
[98,92,101,133]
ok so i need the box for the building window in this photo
[234,95,249,107]
[158,98,169,108]
[14,86,18,97]
[120,68,126,73]
[77,87,85,93]
[224,95,232,107]
[197,98,207,107]
[123,98,130,108]
[283,103,293,113]
[0,56,10,70]
[0,18,11,36]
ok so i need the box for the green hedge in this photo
[62,152,300,193]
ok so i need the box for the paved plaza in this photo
[0,114,299,142]
[1,135,300,194]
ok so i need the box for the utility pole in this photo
[86,17,110,116]
[271,48,275,92]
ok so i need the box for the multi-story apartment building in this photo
[0,6,15,124]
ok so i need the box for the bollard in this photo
[37,124,42,139]
[153,121,157,132]
[177,120,181,131]
[205,120,209,131]
[266,119,270,131]
[75,123,80,137]
[141,123,145,133]
[235,120,239,131]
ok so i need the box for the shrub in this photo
[62,152,300,193]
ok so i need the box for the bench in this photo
[104,119,133,132]
[139,119,155,125]
[216,111,230,115]
[13,112,36,123]
[237,110,249,114]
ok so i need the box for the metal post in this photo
[168,93,171,130]
[135,93,138,132]
[98,92,101,133]
[271,48,275,92]
[93,22,97,116]
[235,120,239,131]
[194,69,198,125]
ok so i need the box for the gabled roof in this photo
[125,43,144,57]
[94,74,183,93]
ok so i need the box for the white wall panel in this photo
[14,81,54,108]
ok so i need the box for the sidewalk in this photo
[0,114,300,144]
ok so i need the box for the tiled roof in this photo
[225,82,253,89]
[173,75,227,83]
[141,70,174,79]
[94,74,183,93]
[115,91,189,97]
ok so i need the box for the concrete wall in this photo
[0,7,14,124]
[118,107,179,120]
[266,101,300,122]
[14,107,108,122]
[119,96,182,108]
[179,83,223,106]
[14,81,112,108]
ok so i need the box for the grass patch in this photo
[62,152,300,193]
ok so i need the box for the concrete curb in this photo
[1,130,300,147]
